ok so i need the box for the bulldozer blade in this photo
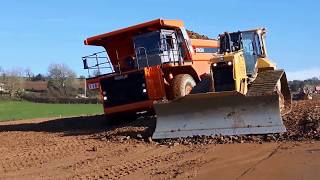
[152,92,286,139]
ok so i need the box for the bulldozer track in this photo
[247,70,284,96]
[248,69,291,115]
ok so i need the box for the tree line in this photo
[0,64,87,98]
[1,63,319,98]
[288,77,320,92]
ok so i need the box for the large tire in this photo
[172,74,196,99]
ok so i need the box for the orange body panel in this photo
[144,66,166,100]
[192,60,212,76]
[192,53,216,61]
[190,39,219,48]
[189,38,219,76]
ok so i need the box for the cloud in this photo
[286,67,320,80]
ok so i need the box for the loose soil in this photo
[0,99,319,179]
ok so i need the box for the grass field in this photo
[0,101,103,121]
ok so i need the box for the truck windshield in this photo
[134,32,160,56]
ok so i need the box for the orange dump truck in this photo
[82,19,219,120]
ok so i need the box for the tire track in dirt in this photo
[1,136,89,172]
[0,127,213,180]
[0,132,124,179]
[146,145,212,179]
[77,145,211,180]
[59,143,154,179]
[71,146,169,179]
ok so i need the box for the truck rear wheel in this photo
[172,74,196,99]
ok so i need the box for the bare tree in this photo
[0,67,5,92]
[0,66,4,83]
[2,67,24,97]
[47,63,77,97]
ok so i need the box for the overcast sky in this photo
[0,0,319,80]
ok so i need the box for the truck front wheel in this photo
[172,74,196,99]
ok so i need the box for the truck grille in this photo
[100,70,149,107]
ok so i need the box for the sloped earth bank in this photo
[0,100,319,180]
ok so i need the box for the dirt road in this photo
[0,119,318,179]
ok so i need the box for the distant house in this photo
[316,86,320,93]
[0,83,5,92]
[23,81,48,92]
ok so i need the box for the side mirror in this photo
[83,59,89,69]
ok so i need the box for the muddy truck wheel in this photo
[172,74,196,99]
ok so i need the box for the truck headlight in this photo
[142,88,147,93]
[227,61,232,66]
[213,63,217,67]
[103,96,107,101]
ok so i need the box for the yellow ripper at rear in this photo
[152,92,286,139]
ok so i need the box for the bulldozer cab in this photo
[219,29,267,76]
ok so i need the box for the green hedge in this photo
[20,92,100,104]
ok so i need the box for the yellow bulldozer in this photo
[153,28,291,139]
